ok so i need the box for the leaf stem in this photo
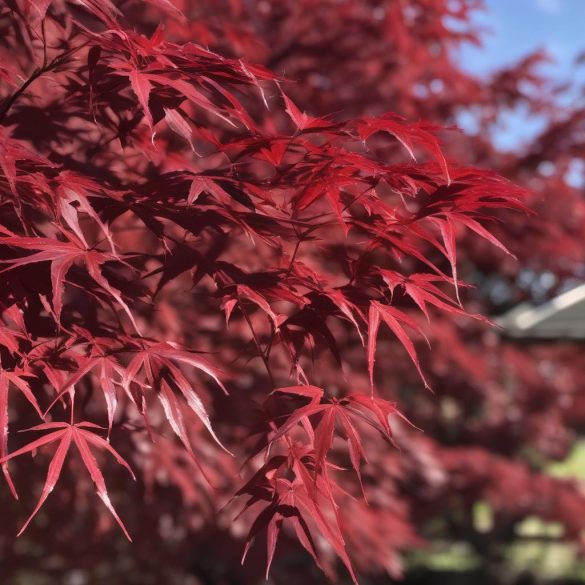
[241,305,276,388]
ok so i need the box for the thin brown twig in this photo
[241,304,276,388]
[0,42,88,123]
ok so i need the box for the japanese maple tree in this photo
[173,1,585,582]
[1,1,580,584]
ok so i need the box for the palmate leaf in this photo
[44,355,126,435]
[0,422,135,539]
[368,301,430,391]
[433,216,461,305]
[0,369,43,499]
[379,270,480,322]
[266,386,404,492]
[0,325,21,354]
[163,108,195,151]
[280,90,336,132]
[323,289,365,345]
[235,381,414,580]
[0,133,56,195]
[235,284,283,330]
[0,234,139,332]
[55,172,117,255]
[121,341,231,456]
[237,477,358,585]
[355,114,451,184]
[128,69,154,131]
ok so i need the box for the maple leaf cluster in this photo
[0,1,566,583]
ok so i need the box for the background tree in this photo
[0,1,583,585]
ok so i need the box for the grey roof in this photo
[496,284,585,340]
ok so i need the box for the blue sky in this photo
[457,0,585,149]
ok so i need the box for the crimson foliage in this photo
[0,1,547,583]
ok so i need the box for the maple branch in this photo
[0,44,86,123]
[41,19,48,68]
[241,305,276,388]
[287,239,302,273]
[0,70,43,123]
